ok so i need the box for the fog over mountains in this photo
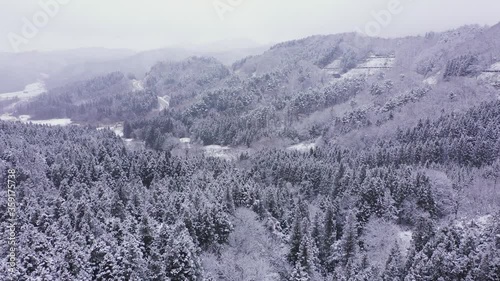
[0,42,269,93]
[1,17,500,281]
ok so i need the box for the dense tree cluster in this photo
[125,74,367,147]
[0,121,233,280]
[2,95,500,280]
[2,24,500,281]
[365,100,500,168]
[443,54,479,79]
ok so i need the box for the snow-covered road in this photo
[158,96,170,111]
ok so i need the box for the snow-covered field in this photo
[479,62,500,85]
[324,59,342,70]
[0,81,46,101]
[489,62,500,71]
[398,230,413,255]
[0,114,21,122]
[204,145,235,160]
[202,145,253,161]
[359,56,395,68]
[342,68,371,78]
[0,81,76,127]
[324,56,395,79]
[31,119,73,126]
[342,67,385,78]
[97,123,124,137]
[424,74,439,85]
[0,113,72,126]
[287,142,316,152]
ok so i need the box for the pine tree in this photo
[412,217,435,252]
[336,212,359,267]
[224,185,235,214]
[383,241,404,281]
[322,205,337,272]
[117,232,148,280]
[212,208,233,244]
[403,245,416,278]
[123,121,132,138]
[150,223,203,281]
[324,206,337,248]
[288,216,303,264]
[311,213,322,256]
[165,224,203,281]
[139,216,155,257]
[290,262,310,281]
[296,220,319,278]
[89,237,118,281]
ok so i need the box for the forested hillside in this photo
[1,100,499,280]
[0,45,267,94]
[117,25,500,149]
[1,24,500,281]
[15,72,158,123]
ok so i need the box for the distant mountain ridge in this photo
[0,44,269,93]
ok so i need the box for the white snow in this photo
[424,75,439,85]
[179,138,192,149]
[157,96,170,111]
[19,115,31,122]
[476,215,492,228]
[287,142,316,152]
[112,127,124,137]
[324,59,342,69]
[97,123,124,137]
[203,145,236,161]
[0,81,47,101]
[342,68,373,78]
[30,119,73,126]
[0,113,72,126]
[359,57,395,68]
[324,56,395,79]
[397,230,413,255]
[489,62,500,71]
[479,62,500,84]
[0,114,20,121]
[132,79,144,91]
[454,214,493,231]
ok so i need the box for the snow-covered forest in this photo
[1,21,500,281]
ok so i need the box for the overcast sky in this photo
[0,0,499,53]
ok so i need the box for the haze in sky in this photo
[0,0,499,53]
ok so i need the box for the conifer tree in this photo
[383,241,404,281]
[288,215,303,265]
[335,212,359,267]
